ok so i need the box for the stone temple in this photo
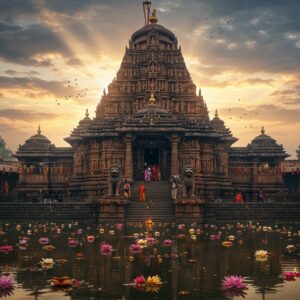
[14,2,289,221]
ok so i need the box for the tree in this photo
[297,146,300,161]
[0,136,14,160]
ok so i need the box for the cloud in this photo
[0,22,71,66]
[0,76,70,98]
[219,104,300,123]
[0,109,59,121]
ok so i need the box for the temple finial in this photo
[198,88,202,97]
[149,93,156,105]
[37,125,41,135]
[85,109,89,118]
[261,126,265,134]
[143,1,152,26]
[215,109,218,118]
[149,8,158,24]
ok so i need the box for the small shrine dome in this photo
[18,126,52,152]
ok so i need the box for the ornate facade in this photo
[14,6,289,205]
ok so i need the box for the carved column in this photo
[170,134,180,176]
[124,134,134,182]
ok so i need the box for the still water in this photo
[0,221,299,300]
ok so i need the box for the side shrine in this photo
[13,2,289,222]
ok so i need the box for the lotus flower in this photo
[284,272,297,281]
[68,239,78,248]
[228,235,235,241]
[210,234,221,240]
[163,239,173,247]
[116,223,123,230]
[189,228,195,235]
[0,274,15,290]
[0,245,13,253]
[99,228,105,234]
[16,225,21,231]
[145,275,163,293]
[286,245,296,252]
[134,275,146,285]
[146,237,156,246]
[136,239,148,248]
[39,237,49,245]
[178,224,185,230]
[154,231,160,237]
[254,250,268,262]
[40,258,55,269]
[191,234,197,240]
[222,275,247,290]
[43,245,56,251]
[100,242,113,255]
[51,276,72,287]
[87,235,95,243]
[222,241,233,247]
[27,230,32,235]
[129,243,142,254]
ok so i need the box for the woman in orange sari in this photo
[138,183,146,202]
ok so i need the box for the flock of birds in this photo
[55,78,88,106]
[198,16,239,40]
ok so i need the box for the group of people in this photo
[143,163,161,182]
[234,188,265,203]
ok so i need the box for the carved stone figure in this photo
[107,165,122,196]
[181,165,195,197]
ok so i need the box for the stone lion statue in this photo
[107,165,122,196]
[181,165,195,197]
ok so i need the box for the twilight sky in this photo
[0,0,299,158]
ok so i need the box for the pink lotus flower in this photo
[146,237,156,246]
[163,239,173,247]
[222,276,247,290]
[0,245,13,253]
[100,243,113,255]
[38,237,49,245]
[129,244,142,254]
[19,239,28,246]
[134,275,146,285]
[178,224,185,230]
[283,272,298,281]
[87,235,95,243]
[0,274,15,290]
[68,239,78,248]
[116,223,123,230]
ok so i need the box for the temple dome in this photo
[131,23,177,48]
[18,126,52,152]
[79,109,92,126]
[247,127,289,158]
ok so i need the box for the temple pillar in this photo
[124,134,134,182]
[170,134,180,176]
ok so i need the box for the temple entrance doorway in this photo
[144,148,159,166]
[133,136,171,181]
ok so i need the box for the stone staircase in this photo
[203,202,300,224]
[125,181,175,223]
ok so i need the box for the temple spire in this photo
[85,109,89,118]
[37,125,41,135]
[215,109,218,118]
[261,126,265,135]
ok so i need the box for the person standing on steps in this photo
[171,176,179,201]
[123,179,131,199]
[138,183,146,202]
